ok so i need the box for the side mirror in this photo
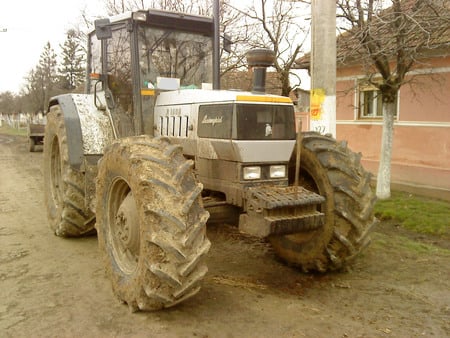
[223,33,232,53]
[94,19,112,40]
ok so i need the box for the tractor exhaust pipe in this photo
[246,49,275,93]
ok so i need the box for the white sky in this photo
[0,0,105,94]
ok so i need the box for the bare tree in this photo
[104,0,145,15]
[337,0,450,199]
[217,1,250,76]
[104,0,211,16]
[232,0,309,96]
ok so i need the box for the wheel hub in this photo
[112,192,140,273]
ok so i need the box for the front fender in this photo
[49,93,115,170]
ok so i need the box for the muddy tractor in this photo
[43,9,376,311]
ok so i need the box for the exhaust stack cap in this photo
[246,49,275,93]
[246,48,275,67]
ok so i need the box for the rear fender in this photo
[49,93,115,170]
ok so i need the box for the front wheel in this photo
[96,136,210,311]
[269,132,377,272]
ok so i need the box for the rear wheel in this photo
[269,132,377,272]
[96,136,210,311]
[43,105,94,237]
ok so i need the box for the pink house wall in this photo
[334,57,450,194]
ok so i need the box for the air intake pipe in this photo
[246,48,275,93]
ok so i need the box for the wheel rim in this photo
[49,136,62,212]
[107,178,140,275]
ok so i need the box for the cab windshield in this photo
[197,103,296,140]
[137,26,213,88]
[235,104,296,140]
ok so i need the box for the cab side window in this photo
[197,104,233,139]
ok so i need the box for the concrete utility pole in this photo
[213,0,220,90]
[310,0,336,137]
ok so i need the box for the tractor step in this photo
[245,185,325,209]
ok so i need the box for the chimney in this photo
[246,49,275,93]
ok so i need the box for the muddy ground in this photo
[0,133,449,338]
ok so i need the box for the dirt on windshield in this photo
[0,133,449,337]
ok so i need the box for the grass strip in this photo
[375,191,450,237]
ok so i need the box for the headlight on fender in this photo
[243,166,261,180]
[270,165,286,178]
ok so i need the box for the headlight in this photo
[270,165,286,178]
[243,166,261,180]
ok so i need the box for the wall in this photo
[334,57,450,197]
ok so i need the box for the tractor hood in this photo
[154,89,296,163]
[197,138,295,163]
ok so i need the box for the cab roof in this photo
[92,9,214,36]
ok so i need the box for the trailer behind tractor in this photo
[28,123,45,152]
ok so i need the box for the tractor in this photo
[43,8,376,311]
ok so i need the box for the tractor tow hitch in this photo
[239,185,325,238]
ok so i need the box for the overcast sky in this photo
[0,0,105,94]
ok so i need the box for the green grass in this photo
[372,232,450,256]
[374,191,450,237]
[0,124,27,136]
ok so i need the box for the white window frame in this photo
[357,81,398,119]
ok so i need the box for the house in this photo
[220,69,282,95]
[296,2,450,200]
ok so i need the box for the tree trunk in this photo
[376,101,396,199]
[279,71,291,97]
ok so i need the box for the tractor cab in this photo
[87,10,215,137]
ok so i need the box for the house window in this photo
[358,82,397,119]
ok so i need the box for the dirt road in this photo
[0,133,449,337]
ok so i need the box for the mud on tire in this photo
[43,105,95,237]
[269,132,377,272]
[96,136,210,311]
